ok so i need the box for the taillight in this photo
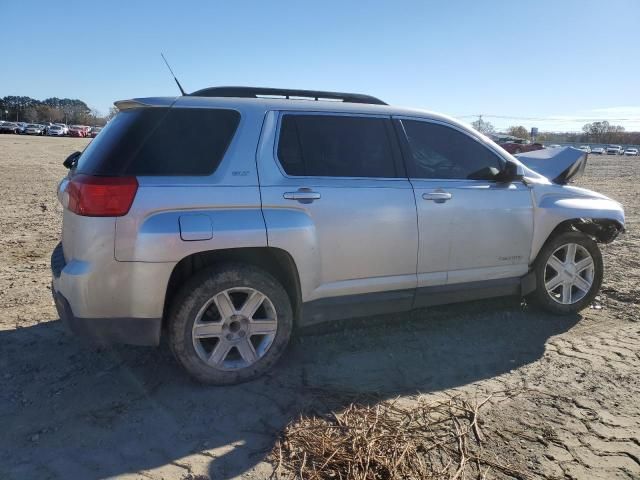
[66,175,138,217]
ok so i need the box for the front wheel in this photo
[168,263,293,385]
[528,231,603,315]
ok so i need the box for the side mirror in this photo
[498,160,525,182]
[467,166,501,181]
[63,151,81,169]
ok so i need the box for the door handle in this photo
[283,190,321,202]
[422,192,452,203]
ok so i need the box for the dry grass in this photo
[271,394,533,480]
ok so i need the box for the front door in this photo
[396,118,534,293]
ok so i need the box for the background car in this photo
[47,124,65,136]
[24,124,44,135]
[606,145,623,155]
[88,126,103,137]
[68,125,86,137]
[624,147,638,156]
[578,145,591,153]
[54,123,69,135]
[492,135,544,154]
[0,122,21,134]
[591,147,606,154]
[39,122,53,134]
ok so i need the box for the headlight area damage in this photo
[516,146,587,185]
[555,218,624,244]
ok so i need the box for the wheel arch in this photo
[547,217,623,244]
[532,217,624,263]
[162,247,302,331]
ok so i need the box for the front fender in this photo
[529,186,625,263]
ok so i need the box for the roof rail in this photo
[188,86,387,105]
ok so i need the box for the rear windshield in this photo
[76,107,240,176]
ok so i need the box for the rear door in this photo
[258,112,419,321]
[395,118,533,295]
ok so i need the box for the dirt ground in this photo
[0,135,638,480]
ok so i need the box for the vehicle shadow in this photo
[0,298,579,479]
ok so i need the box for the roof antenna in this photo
[161,53,186,96]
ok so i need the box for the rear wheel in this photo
[168,263,293,385]
[529,231,603,315]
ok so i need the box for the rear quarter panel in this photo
[114,104,269,262]
[115,186,267,261]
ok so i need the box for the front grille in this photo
[51,242,66,278]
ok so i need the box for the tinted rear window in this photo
[277,114,397,178]
[77,107,240,176]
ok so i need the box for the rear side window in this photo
[77,107,240,176]
[401,120,503,180]
[277,114,396,178]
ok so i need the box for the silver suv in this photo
[51,87,625,384]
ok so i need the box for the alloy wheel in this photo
[544,243,595,305]
[191,287,278,370]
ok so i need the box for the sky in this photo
[2,0,639,132]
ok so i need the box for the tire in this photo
[168,263,293,385]
[528,231,603,315]
[514,148,522,154]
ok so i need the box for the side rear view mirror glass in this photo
[63,151,81,169]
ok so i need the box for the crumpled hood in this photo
[515,147,588,184]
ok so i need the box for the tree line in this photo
[472,118,639,145]
[518,121,637,145]
[0,96,109,126]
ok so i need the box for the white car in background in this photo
[577,145,591,153]
[54,123,69,135]
[591,147,606,154]
[606,145,623,155]
[24,124,45,135]
[47,124,66,136]
[624,148,638,156]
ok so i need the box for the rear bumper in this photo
[52,285,161,346]
[51,242,162,346]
